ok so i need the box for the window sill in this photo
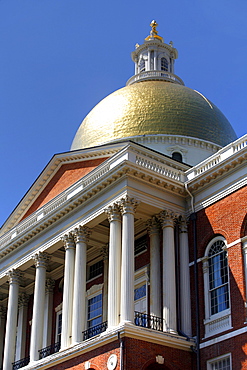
[203,309,232,338]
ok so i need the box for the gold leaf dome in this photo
[71,80,237,151]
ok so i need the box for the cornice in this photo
[186,135,247,192]
[0,145,186,259]
[0,143,126,235]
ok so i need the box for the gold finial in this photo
[145,20,163,42]
[150,20,158,36]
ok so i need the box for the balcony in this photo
[12,356,30,370]
[83,321,108,340]
[39,341,61,359]
[134,311,164,331]
[126,70,184,86]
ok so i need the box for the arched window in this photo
[203,236,231,337]
[161,57,168,71]
[208,239,229,315]
[140,59,145,72]
[172,152,182,162]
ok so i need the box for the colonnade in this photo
[1,195,192,369]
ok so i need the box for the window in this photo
[203,237,232,337]
[207,354,231,370]
[88,260,103,280]
[55,303,63,344]
[161,57,168,71]
[208,239,229,315]
[172,152,182,162]
[87,293,102,328]
[140,59,145,72]
[135,235,148,255]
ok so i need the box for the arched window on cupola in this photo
[172,152,182,162]
[140,58,145,72]
[161,57,168,71]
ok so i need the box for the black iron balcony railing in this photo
[12,356,30,370]
[83,321,107,340]
[134,311,164,332]
[38,341,61,359]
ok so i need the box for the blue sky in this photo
[0,0,246,227]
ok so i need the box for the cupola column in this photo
[30,252,50,362]
[61,233,75,349]
[147,216,161,319]
[159,210,177,333]
[43,278,55,348]
[72,226,91,344]
[178,217,192,336]
[3,269,23,370]
[15,293,29,362]
[119,195,139,323]
[105,204,122,328]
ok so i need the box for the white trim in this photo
[200,326,247,348]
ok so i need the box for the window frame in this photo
[86,284,103,330]
[207,353,232,370]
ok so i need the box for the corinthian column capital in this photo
[73,225,91,244]
[18,293,29,308]
[45,278,55,293]
[105,203,121,223]
[146,216,160,236]
[7,269,23,285]
[32,251,50,269]
[62,232,75,250]
[158,209,179,228]
[119,195,139,215]
[178,216,189,233]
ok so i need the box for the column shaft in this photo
[30,252,50,362]
[179,218,192,336]
[15,293,29,361]
[147,217,161,318]
[119,196,138,323]
[72,226,90,344]
[61,233,75,349]
[105,205,121,328]
[0,307,6,367]
[3,269,23,370]
[159,210,177,333]
[43,279,55,348]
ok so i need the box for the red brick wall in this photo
[44,337,195,370]
[188,185,247,367]
[21,157,108,220]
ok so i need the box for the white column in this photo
[102,244,109,323]
[154,51,157,70]
[15,293,29,361]
[61,233,75,349]
[43,278,55,348]
[147,216,161,318]
[0,306,6,367]
[72,226,91,344]
[159,210,177,333]
[30,252,50,362]
[179,217,192,336]
[3,269,23,370]
[119,195,139,323]
[105,204,122,328]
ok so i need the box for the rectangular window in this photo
[134,235,147,256]
[89,260,103,280]
[87,293,102,328]
[56,312,62,344]
[207,354,231,370]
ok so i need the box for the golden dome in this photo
[71,81,237,150]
